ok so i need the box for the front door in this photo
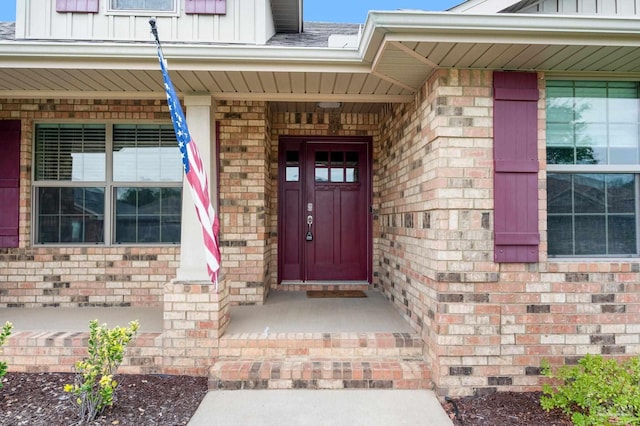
[278,137,371,283]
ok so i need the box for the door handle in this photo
[306,215,313,241]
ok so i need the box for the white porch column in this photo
[176,94,218,282]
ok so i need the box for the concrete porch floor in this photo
[227,290,414,334]
[0,290,413,335]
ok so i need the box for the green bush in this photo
[0,322,13,389]
[64,319,139,423]
[541,354,640,425]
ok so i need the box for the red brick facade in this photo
[2,71,640,395]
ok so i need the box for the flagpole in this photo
[149,18,160,47]
[149,18,222,288]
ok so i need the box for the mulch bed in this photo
[1,371,573,425]
[0,372,207,425]
[442,391,573,425]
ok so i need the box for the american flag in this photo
[155,46,221,287]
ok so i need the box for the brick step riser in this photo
[209,359,432,390]
[3,331,163,375]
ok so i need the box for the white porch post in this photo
[176,94,218,282]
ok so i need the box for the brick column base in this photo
[162,278,229,376]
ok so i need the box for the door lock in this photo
[306,215,313,241]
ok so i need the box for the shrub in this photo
[0,322,13,389]
[64,319,139,423]
[540,354,640,426]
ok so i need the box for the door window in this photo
[314,151,359,183]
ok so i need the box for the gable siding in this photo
[506,0,640,15]
[17,0,273,44]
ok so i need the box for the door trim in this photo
[277,136,373,284]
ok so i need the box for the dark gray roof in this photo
[268,22,360,47]
[0,21,358,47]
[0,22,15,40]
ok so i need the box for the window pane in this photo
[160,187,182,214]
[315,152,329,167]
[575,215,606,255]
[546,122,574,147]
[608,216,637,255]
[575,97,606,123]
[286,151,299,165]
[607,174,635,213]
[346,152,358,166]
[315,168,328,182]
[161,216,181,243]
[111,0,173,10]
[547,147,575,165]
[546,97,574,123]
[37,187,105,244]
[113,124,181,182]
[574,174,605,213]
[114,187,181,243]
[547,174,572,213]
[346,168,358,182]
[286,167,299,182]
[330,168,344,182]
[609,98,639,123]
[330,152,343,165]
[548,216,573,256]
[35,124,106,181]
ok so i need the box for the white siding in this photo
[15,0,276,44]
[512,0,640,15]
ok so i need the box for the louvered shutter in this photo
[493,71,540,262]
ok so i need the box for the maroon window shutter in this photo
[185,0,226,14]
[0,120,21,248]
[493,71,539,262]
[56,0,99,13]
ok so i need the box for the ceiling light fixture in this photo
[316,102,342,109]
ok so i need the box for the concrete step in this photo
[209,358,432,390]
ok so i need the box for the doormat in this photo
[306,290,367,298]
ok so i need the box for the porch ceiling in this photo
[0,12,639,104]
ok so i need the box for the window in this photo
[110,0,175,11]
[546,81,640,256]
[33,123,182,245]
[314,150,359,183]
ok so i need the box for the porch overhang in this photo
[0,12,639,103]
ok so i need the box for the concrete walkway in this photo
[188,389,454,426]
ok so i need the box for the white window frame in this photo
[546,80,640,258]
[32,121,183,247]
[107,0,178,16]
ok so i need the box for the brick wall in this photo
[216,100,271,305]
[377,70,640,397]
[0,99,179,308]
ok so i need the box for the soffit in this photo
[0,13,639,104]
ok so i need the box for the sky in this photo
[0,1,462,23]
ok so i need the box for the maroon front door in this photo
[279,137,371,283]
